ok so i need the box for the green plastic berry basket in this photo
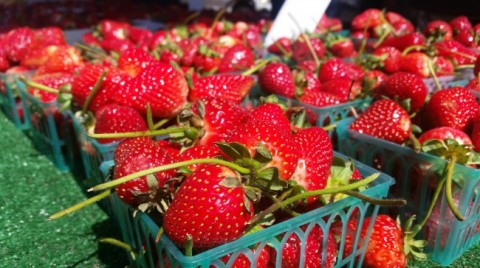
[16,84,74,172]
[100,152,394,268]
[423,75,456,93]
[336,118,480,266]
[0,72,32,131]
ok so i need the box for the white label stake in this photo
[264,0,332,47]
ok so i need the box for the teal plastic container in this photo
[101,152,394,268]
[336,118,480,266]
[17,84,73,172]
[0,72,31,131]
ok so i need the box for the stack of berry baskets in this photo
[16,78,74,173]
[336,117,480,266]
[99,152,395,268]
[0,71,32,131]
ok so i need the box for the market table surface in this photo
[0,111,479,268]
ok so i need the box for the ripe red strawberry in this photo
[228,119,299,180]
[267,37,292,56]
[320,79,362,102]
[113,137,176,207]
[190,97,249,146]
[418,127,472,146]
[375,72,428,113]
[450,16,472,33]
[163,164,253,249]
[117,47,156,77]
[424,20,453,41]
[258,62,295,98]
[363,69,387,91]
[98,19,129,40]
[453,30,475,48]
[296,60,317,73]
[0,52,9,72]
[156,139,181,160]
[433,56,454,76]
[291,127,333,204]
[247,102,291,132]
[342,215,407,268]
[20,45,60,69]
[298,90,342,108]
[351,9,383,31]
[127,26,153,48]
[399,52,431,78]
[193,45,221,73]
[350,99,412,144]
[471,119,480,152]
[272,225,337,268]
[318,58,363,83]
[3,27,36,63]
[329,38,356,58]
[28,72,73,102]
[378,32,425,53]
[434,40,478,65]
[188,74,254,104]
[221,246,270,268]
[217,44,255,73]
[99,37,135,54]
[94,104,148,144]
[35,45,84,75]
[292,36,326,62]
[71,64,131,113]
[178,144,222,172]
[423,86,480,132]
[34,27,66,46]
[113,62,189,118]
[372,46,402,74]
[81,32,101,47]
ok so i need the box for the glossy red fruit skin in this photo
[94,104,148,144]
[299,90,342,108]
[375,72,428,113]
[351,9,383,31]
[220,247,271,268]
[350,99,412,144]
[258,62,295,98]
[28,72,73,102]
[318,58,362,83]
[178,144,222,172]
[117,47,156,77]
[3,27,36,63]
[189,74,254,104]
[434,40,478,65]
[267,37,292,56]
[217,44,255,73]
[378,32,425,53]
[399,52,431,78]
[471,119,480,152]
[113,137,176,207]
[248,103,291,132]
[329,39,356,58]
[228,119,299,181]
[292,37,326,62]
[418,127,472,145]
[423,86,480,133]
[163,164,253,250]
[373,46,402,74]
[424,20,453,41]
[320,79,361,102]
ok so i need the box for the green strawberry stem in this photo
[273,41,292,58]
[185,234,193,257]
[208,8,226,38]
[401,45,426,55]
[342,190,407,206]
[74,43,108,57]
[248,173,380,224]
[98,237,138,256]
[426,58,442,91]
[322,123,337,131]
[355,12,372,64]
[146,103,155,131]
[242,58,272,76]
[410,133,422,151]
[82,70,107,114]
[48,189,111,220]
[18,77,60,94]
[436,46,477,61]
[373,29,391,49]
[88,158,252,192]
[454,64,475,70]
[286,12,320,67]
[88,126,197,139]
[445,155,464,221]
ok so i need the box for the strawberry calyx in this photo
[321,157,366,204]
[18,76,73,110]
[401,215,428,261]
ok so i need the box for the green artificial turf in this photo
[1,110,480,268]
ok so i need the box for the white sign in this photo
[264,0,332,47]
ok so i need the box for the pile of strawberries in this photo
[3,6,480,268]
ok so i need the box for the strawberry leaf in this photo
[216,142,251,160]
[245,188,261,202]
[146,174,159,189]
[219,176,241,188]
[253,143,272,163]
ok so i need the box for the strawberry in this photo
[291,127,333,204]
[188,97,249,146]
[247,102,291,132]
[20,45,60,69]
[217,44,255,73]
[298,90,342,108]
[418,127,472,146]
[35,45,84,75]
[117,47,156,77]
[28,72,73,102]
[433,56,454,76]
[423,86,480,132]
[127,26,153,48]
[156,139,181,160]
[318,58,363,83]
[434,40,478,65]
[375,72,428,113]
[99,37,135,54]
[450,16,472,34]
[398,52,431,78]
[98,19,129,40]
[454,30,475,48]
[363,69,387,92]
[34,27,66,46]
[272,224,337,268]
[0,52,9,72]
[221,246,270,268]
[188,74,254,104]
[329,38,356,58]
[94,104,148,144]
[178,144,222,172]
[320,79,361,102]
[163,164,253,249]
[267,37,292,56]
[3,27,36,63]
[258,62,295,98]
[113,62,189,118]
[350,99,412,144]
[113,137,176,207]
[296,60,317,73]
[471,119,480,152]
[342,215,407,268]
[378,32,425,53]
[192,44,221,73]
[292,36,326,62]
[351,9,383,32]
[424,20,453,41]
[228,119,299,181]
[391,20,415,36]
[372,46,402,74]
